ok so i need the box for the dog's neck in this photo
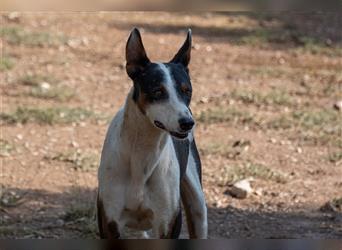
[121,89,168,151]
[120,89,170,210]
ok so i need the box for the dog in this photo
[97,28,207,239]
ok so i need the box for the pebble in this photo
[56,219,65,227]
[254,188,263,196]
[269,138,277,143]
[226,178,253,199]
[199,97,209,104]
[7,12,20,22]
[40,82,51,90]
[333,100,342,111]
[193,43,201,50]
[71,141,79,148]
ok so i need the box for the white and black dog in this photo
[97,28,207,239]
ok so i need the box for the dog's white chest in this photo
[124,149,179,229]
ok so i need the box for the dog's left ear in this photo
[170,29,192,69]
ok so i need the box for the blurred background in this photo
[1,12,341,238]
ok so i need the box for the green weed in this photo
[0,107,95,125]
[0,56,15,71]
[1,26,67,46]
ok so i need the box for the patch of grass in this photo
[292,110,340,129]
[63,205,94,222]
[63,204,97,238]
[267,115,293,130]
[0,186,26,208]
[331,197,342,210]
[296,36,342,57]
[240,29,271,45]
[0,107,96,125]
[19,74,58,86]
[200,140,251,160]
[231,89,293,107]
[49,150,99,171]
[201,142,230,155]
[0,225,44,238]
[238,27,342,56]
[196,107,258,126]
[243,162,287,184]
[248,67,286,78]
[267,109,341,146]
[18,74,74,100]
[0,56,15,71]
[0,139,14,157]
[217,162,288,186]
[268,110,340,130]
[29,85,75,101]
[321,197,342,213]
[299,80,341,98]
[0,26,68,47]
[328,151,342,165]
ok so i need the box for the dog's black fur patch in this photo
[172,137,190,181]
[132,63,170,104]
[167,63,192,106]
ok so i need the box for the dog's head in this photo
[126,28,194,140]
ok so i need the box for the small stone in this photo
[303,74,310,82]
[291,157,298,163]
[82,37,89,46]
[270,138,277,144]
[16,134,23,140]
[278,57,285,65]
[333,100,342,111]
[71,141,79,148]
[40,82,51,90]
[226,178,253,199]
[7,12,20,22]
[193,43,201,50]
[254,188,263,196]
[67,38,81,48]
[199,97,209,104]
[56,219,64,227]
[296,147,302,154]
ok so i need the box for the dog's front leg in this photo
[97,195,122,239]
[180,164,208,239]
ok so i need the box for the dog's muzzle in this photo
[154,120,189,139]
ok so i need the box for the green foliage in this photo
[0,56,15,71]
[0,26,67,46]
[0,107,95,125]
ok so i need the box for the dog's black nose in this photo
[179,117,195,132]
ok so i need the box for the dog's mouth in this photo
[169,131,188,139]
[154,121,188,139]
[154,120,166,130]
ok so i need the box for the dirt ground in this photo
[1,12,342,238]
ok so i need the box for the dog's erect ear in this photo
[170,29,192,68]
[126,28,150,80]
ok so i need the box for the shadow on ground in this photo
[1,186,341,239]
[108,12,342,49]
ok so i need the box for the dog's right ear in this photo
[126,28,150,80]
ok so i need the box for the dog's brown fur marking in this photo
[97,194,120,239]
[136,91,148,114]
